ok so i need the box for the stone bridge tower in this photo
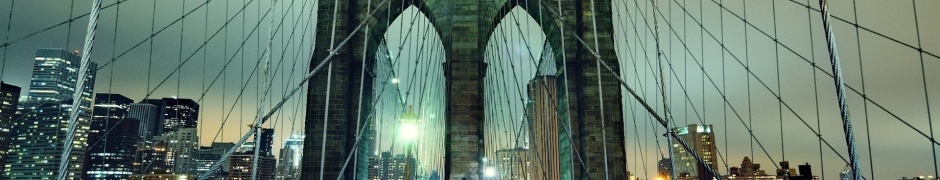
[303,0,626,179]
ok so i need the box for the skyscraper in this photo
[658,157,671,179]
[84,93,140,179]
[670,124,719,179]
[129,103,162,141]
[158,128,200,174]
[496,148,530,180]
[5,48,97,179]
[161,98,199,132]
[0,82,21,178]
[228,141,276,180]
[195,142,235,179]
[368,152,416,180]
[526,75,561,180]
[134,141,171,175]
[275,135,303,180]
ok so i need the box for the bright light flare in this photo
[483,166,497,177]
[399,123,419,142]
[391,78,400,84]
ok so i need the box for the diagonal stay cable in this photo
[94,0,238,71]
[783,0,940,60]
[0,0,129,49]
[529,0,723,177]
[701,0,940,147]
[198,0,390,178]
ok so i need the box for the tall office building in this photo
[140,97,199,133]
[158,128,200,174]
[496,148,530,180]
[658,158,671,179]
[195,142,235,179]
[368,152,416,180]
[5,48,97,179]
[258,128,274,156]
[0,82,21,177]
[275,135,303,180]
[129,103,162,141]
[670,124,719,179]
[84,93,140,179]
[134,141,171,175]
[526,75,561,180]
[161,98,199,132]
[228,141,276,180]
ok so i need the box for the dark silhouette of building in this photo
[143,98,199,132]
[84,93,140,179]
[196,142,235,179]
[657,158,671,179]
[368,152,416,180]
[135,141,171,175]
[259,128,274,156]
[228,142,276,180]
[725,157,818,179]
[129,103,162,141]
[0,82,20,178]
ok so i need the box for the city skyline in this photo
[0,0,937,179]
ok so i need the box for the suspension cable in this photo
[57,0,103,178]
[197,1,390,178]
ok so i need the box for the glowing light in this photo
[483,167,497,177]
[399,123,418,141]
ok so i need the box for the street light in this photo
[484,166,497,179]
[400,106,420,180]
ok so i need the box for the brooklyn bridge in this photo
[0,0,937,179]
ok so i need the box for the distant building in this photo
[129,103,162,141]
[276,135,304,180]
[258,128,274,156]
[195,142,235,179]
[724,157,818,180]
[526,75,561,180]
[140,97,199,133]
[5,48,97,179]
[840,166,852,180]
[228,139,276,180]
[900,176,938,180]
[158,128,200,174]
[0,82,20,177]
[84,93,140,179]
[496,148,530,180]
[657,158,671,179]
[368,152,416,180]
[670,124,718,179]
[135,141,171,175]
[129,174,194,180]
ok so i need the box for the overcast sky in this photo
[1,0,939,179]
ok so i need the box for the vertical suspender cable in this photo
[252,0,279,179]
[320,0,342,178]
[651,0,676,179]
[850,0,874,178]
[349,0,372,178]
[57,0,103,179]
[805,0,825,176]
[818,0,862,179]
[0,0,12,81]
[587,0,610,178]
[911,0,938,177]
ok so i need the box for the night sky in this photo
[0,0,939,179]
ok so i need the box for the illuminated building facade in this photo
[5,48,97,179]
